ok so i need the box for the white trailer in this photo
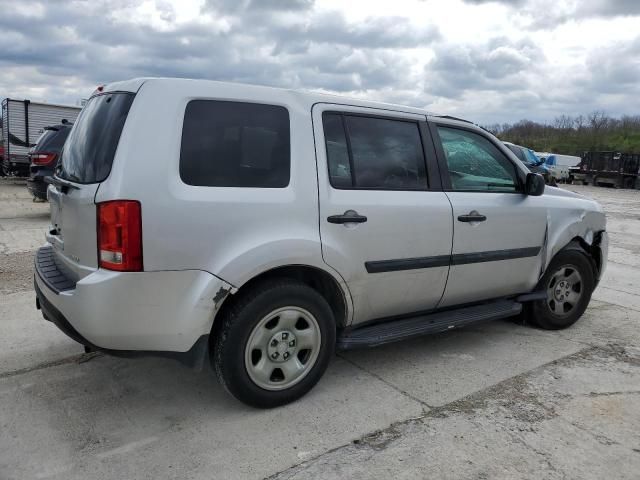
[1,98,81,176]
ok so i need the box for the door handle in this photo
[327,210,368,224]
[458,212,487,223]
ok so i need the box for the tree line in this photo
[484,112,640,156]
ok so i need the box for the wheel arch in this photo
[548,234,604,283]
[544,205,606,283]
[213,264,353,333]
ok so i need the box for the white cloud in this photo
[0,0,638,124]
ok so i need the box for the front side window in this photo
[323,112,427,190]
[180,100,290,188]
[438,127,519,192]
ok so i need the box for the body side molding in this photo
[365,246,541,274]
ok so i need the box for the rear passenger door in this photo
[430,121,548,307]
[313,104,453,325]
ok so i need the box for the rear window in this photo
[180,100,290,188]
[59,93,134,184]
[34,128,71,153]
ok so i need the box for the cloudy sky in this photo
[0,0,638,124]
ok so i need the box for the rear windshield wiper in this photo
[65,172,82,183]
[54,162,82,184]
[45,174,80,190]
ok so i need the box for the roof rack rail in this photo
[433,114,474,124]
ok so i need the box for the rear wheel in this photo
[529,250,595,330]
[212,279,335,408]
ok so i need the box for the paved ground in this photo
[0,180,639,479]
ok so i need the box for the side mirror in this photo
[526,172,545,196]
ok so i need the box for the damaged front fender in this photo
[542,188,608,281]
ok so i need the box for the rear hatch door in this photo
[47,92,135,280]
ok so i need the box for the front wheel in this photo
[529,250,595,330]
[624,177,635,189]
[212,279,335,408]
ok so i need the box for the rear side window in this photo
[60,93,134,184]
[35,128,71,152]
[323,112,427,190]
[322,114,352,188]
[180,100,290,188]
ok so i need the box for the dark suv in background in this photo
[503,141,555,185]
[27,121,73,200]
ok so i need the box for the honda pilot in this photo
[35,78,608,408]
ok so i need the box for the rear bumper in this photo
[35,279,96,348]
[35,279,210,367]
[34,245,232,354]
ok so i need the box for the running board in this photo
[337,300,522,350]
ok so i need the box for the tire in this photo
[212,279,336,408]
[624,177,635,189]
[528,249,595,330]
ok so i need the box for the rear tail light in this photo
[31,153,58,166]
[97,200,143,272]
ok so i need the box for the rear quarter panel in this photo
[95,80,338,289]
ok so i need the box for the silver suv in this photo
[35,78,608,407]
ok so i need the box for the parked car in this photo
[27,121,73,200]
[35,78,608,408]
[503,142,554,185]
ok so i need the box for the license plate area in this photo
[47,186,65,251]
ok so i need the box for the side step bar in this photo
[337,300,522,350]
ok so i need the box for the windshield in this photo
[59,92,134,183]
[523,148,541,165]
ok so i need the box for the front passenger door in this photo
[432,122,548,308]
